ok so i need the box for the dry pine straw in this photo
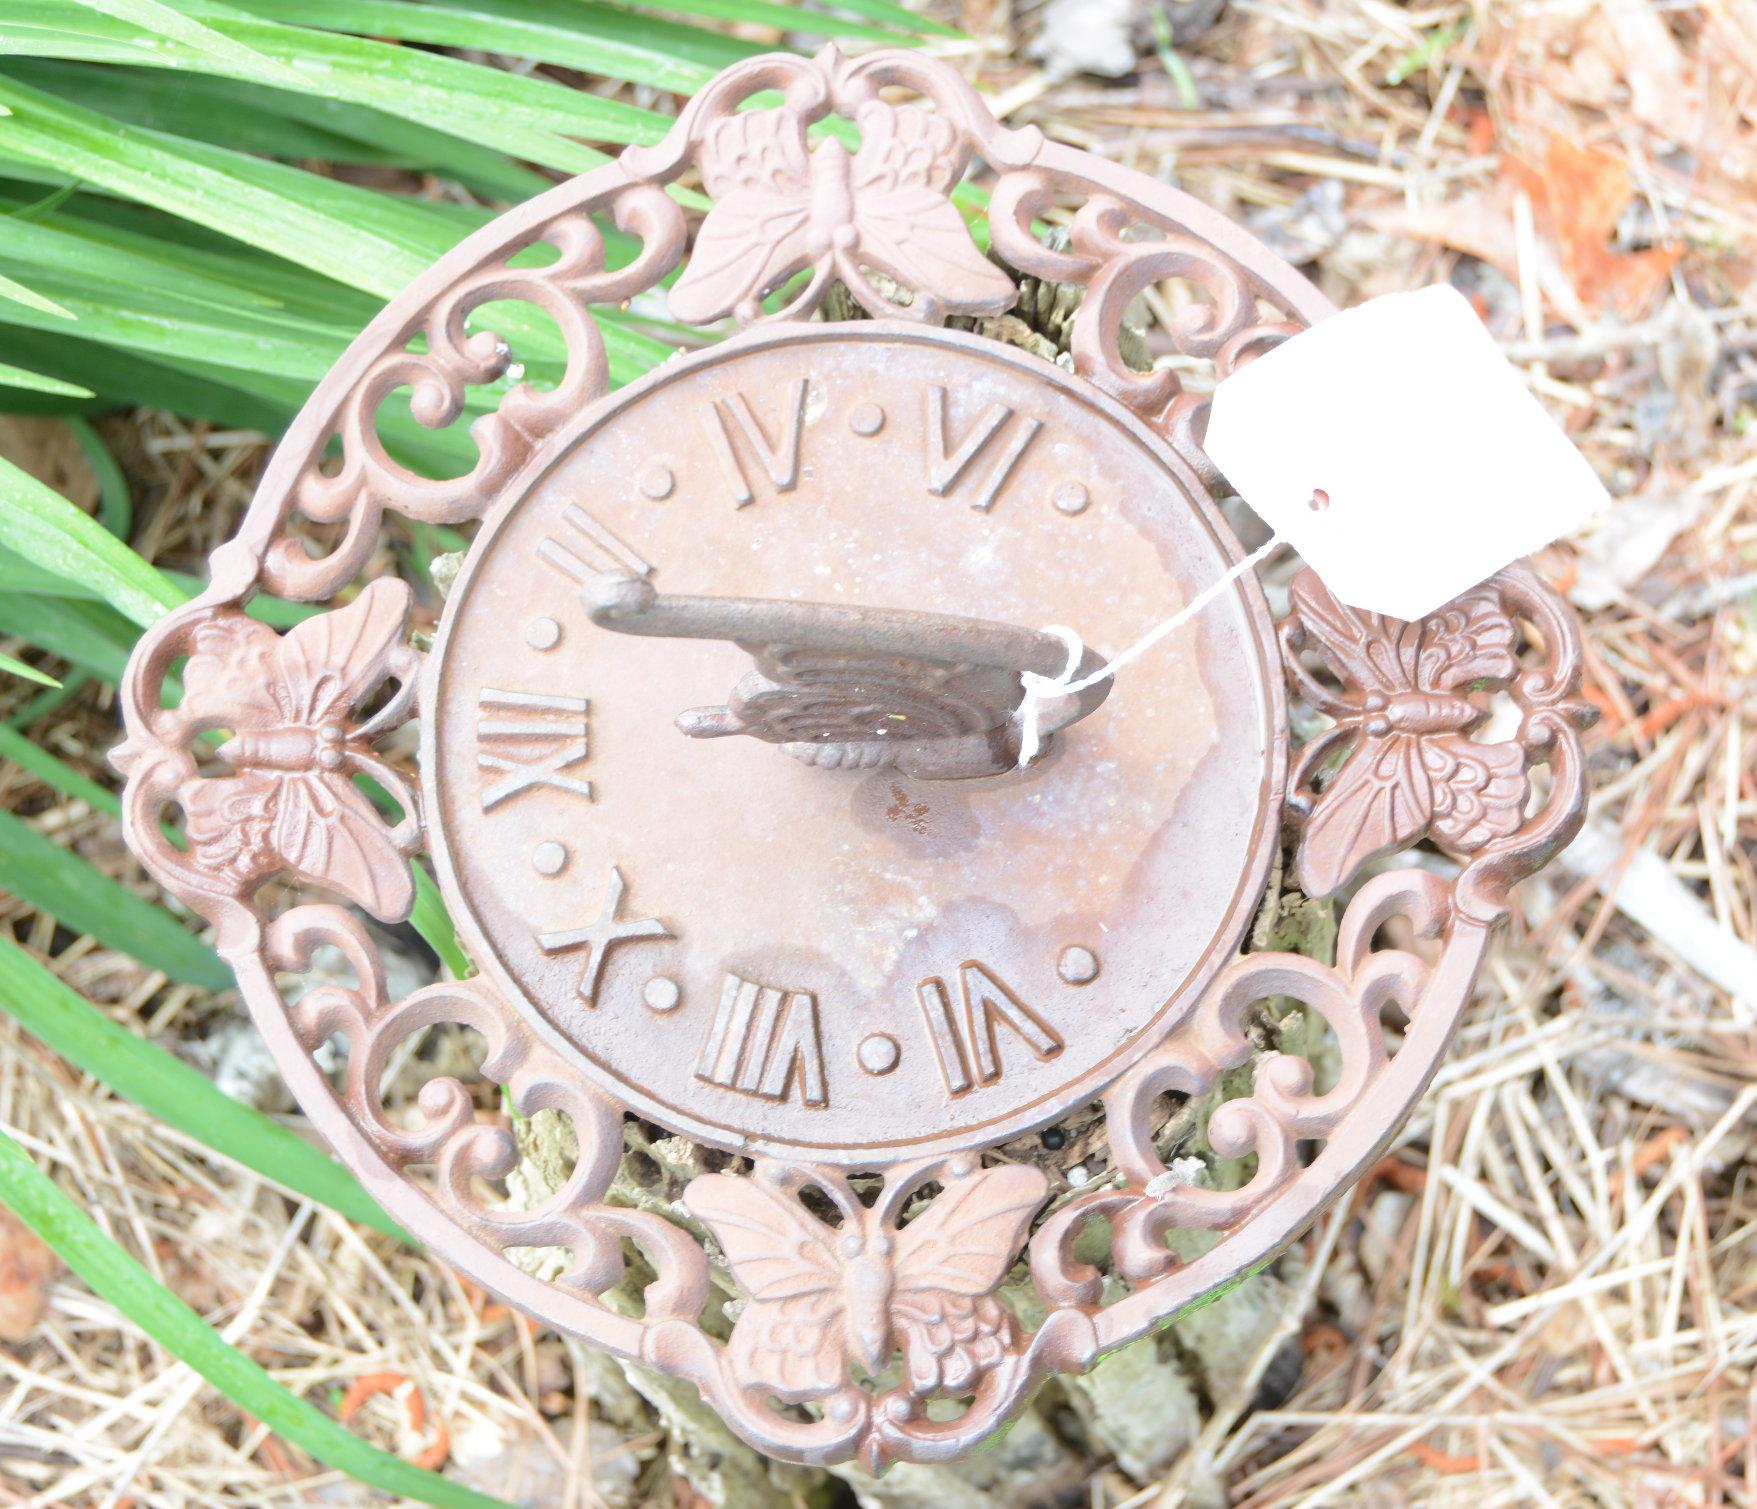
[3,0,1757,1503]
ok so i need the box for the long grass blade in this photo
[0,263,74,316]
[63,415,130,536]
[5,59,553,200]
[0,454,182,627]
[0,938,411,1243]
[0,82,678,388]
[223,0,741,93]
[0,721,117,813]
[76,0,311,90]
[0,1131,518,1508]
[411,862,470,980]
[0,649,60,686]
[1,4,672,164]
[611,0,956,39]
[0,810,230,989]
[0,358,92,396]
[0,592,138,684]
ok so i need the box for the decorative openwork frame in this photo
[113,47,1593,1469]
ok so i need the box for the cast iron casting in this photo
[113,46,1594,1470]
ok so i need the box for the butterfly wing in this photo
[1416,584,1518,694]
[727,1290,851,1399]
[273,577,413,728]
[669,111,816,324]
[668,196,815,325]
[851,101,964,197]
[1287,571,1422,697]
[268,770,415,920]
[181,773,280,888]
[849,105,1015,315]
[181,615,284,731]
[890,1290,1014,1397]
[1296,732,1433,897]
[694,107,813,202]
[682,1173,848,1399]
[888,1165,1043,1396]
[892,1164,1047,1297]
[1423,734,1528,854]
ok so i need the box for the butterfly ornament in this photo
[666,98,1017,326]
[1282,571,1531,898]
[171,580,421,920]
[684,1162,1047,1400]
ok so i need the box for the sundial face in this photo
[423,322,1284,1164]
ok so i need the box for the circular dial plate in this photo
[424,323,1283,1164]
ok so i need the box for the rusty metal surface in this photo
[423,324,1285,1165]
[111,44,1594,1471]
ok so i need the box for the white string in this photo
[1015,533,1286,767]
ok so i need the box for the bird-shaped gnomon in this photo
[584,574,1111,780]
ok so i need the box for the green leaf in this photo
[0,267,376,382]
[76,0,312,90]
[4,60,552,201]
[0,324,315,434]
[411,862,470,980]
[222,0,741,94]
[0,83,677,389]
[0,454,182,628]
[0,649,59,686]
[0,4,672,166]
[0,591,138,683]
[818,0,961,33]
[0,937,411,1243]
[0,809,231,989]
[0,357,91,396]
[0,721,117,814]
[613,0,956,39]
[0,263,73,316]
[0,1131,517,1508]
[1385,19,1470,86]
[0,72,471,296]
[64,415,130,536]
[0,181,336,316]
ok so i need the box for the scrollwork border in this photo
[108,46,1590,1470]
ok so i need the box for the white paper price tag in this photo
[1203,285,1609,622]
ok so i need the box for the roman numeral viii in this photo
[695,972,827,1107]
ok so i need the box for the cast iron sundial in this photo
[427,323,1281,1164]
[114,46,1593,1469]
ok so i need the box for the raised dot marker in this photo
[1057,945,1099,985]
[643,976,681,1012]
[856,1031,901,1075]
[532,840,568,876]
[1052,481,1090,516]
[849,401,885,437]
[639,465,675,500]
[525,616,562,651]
